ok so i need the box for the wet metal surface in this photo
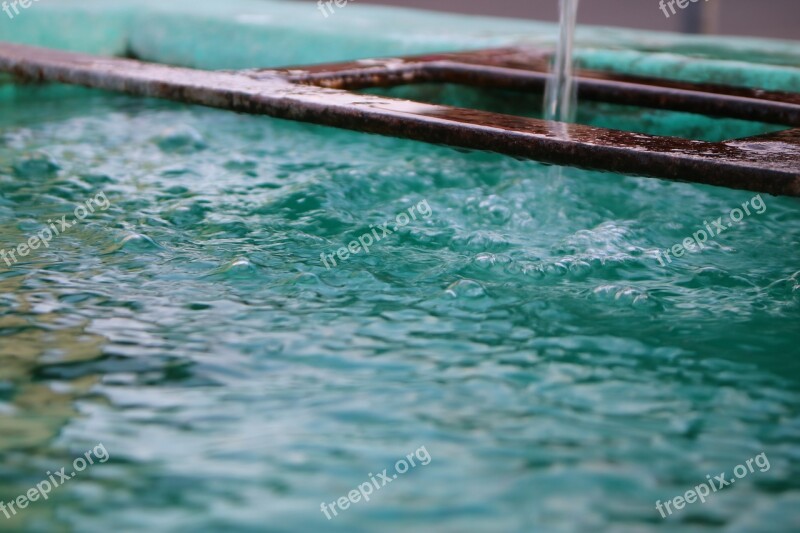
[0,42,799,196]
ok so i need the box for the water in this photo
[0,86,799,533]
[544,0,580,123]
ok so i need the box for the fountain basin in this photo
[1,2,799,532]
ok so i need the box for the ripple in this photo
[153,125,207,154]
[590,284,661,309]
[12,152,61,178]
[445,279,487,298]
[105,232,162,254]
[206,257,259,278]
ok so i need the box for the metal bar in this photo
[430,62,800,126]
[0,42,799,196]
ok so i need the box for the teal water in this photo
[1,85,799,533]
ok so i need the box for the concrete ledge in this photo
[0,0,798,91]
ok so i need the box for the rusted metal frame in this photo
[271,47,800,105]
[0,42,799,196]
[260,50,800,127]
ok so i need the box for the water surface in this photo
[0,86,799,532]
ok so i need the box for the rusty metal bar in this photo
[0,42,798,196]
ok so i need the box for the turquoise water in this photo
[1,84,799,533]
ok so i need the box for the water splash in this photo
[544,0,580,123]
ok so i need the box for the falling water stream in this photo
[544,0,580,123]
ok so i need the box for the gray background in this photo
[348,0,800,41]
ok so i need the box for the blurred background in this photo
[311,0,800,40]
